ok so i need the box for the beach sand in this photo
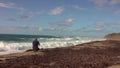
[0,40,119,68]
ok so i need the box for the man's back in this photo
[32,39,40,51]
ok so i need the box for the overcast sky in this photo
[0,0,120,37]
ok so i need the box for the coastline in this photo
[0,40,119,68]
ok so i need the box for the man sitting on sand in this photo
[32,38,40,51]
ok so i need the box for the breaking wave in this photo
[0,37,105,55]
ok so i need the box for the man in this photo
[32,38,40,51]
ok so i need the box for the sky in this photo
[0,0,120,37]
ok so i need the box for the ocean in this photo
[0,34,105,55]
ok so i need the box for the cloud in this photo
[66,18,75,23]
[5,18,16,21]
[74,27,88,32]
[74,21,120,35]
[114,10,120,14]
[47,18,75,33]
[112,21,120,26]
[0,25,40,31]
[0,2,44,20]
[109,0,120,5]
[116,22,120,25]
[0,25,28,30]
[6,15,33,22]
[48,6,64,15]
[94,21,105,32]
[59,18,75,26]
[0,25,61,35]
[20,15,33,21]
[0,2,25,11]
[94,28,102,32]
[75,27,103,33]
[90,0,108,7]
[28,11,44,15]
[50,18,75,27]
[5,10,44,22]
[38,27,43,31]
[0,2,15,8]
[72,5,86,10]
[75,21,105,33]
[95,21,105,28]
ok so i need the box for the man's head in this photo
[35,38,38,41]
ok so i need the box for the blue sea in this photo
[0,34,105,55]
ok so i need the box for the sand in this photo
[0,40,119,68]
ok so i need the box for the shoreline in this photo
[0,38,106,55]
[0,40,120,68]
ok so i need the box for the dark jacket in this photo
[32,39,40,51]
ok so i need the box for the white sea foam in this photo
[0,37,106,55]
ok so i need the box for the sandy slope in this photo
[105,33,120,40]
[0,40,120,68]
